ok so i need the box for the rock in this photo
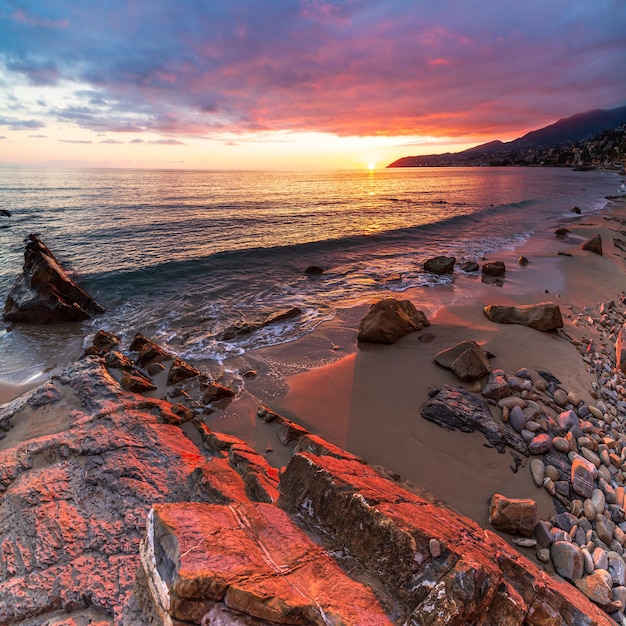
[591,488,607,515]
[460,260,479,272]
[555,227,570,236]
[104,350,134,370]
[220,307,303,340]
[3,234,105,324]
[518,256,529,266]
[528,433,552,455]
[140,502,393,625]
[357,298,429,344]
[202,382,236,404]
[489,493,537,537]
[551,541,584,580]
[616,325,626,375]
[559,409,579,431]
[509,405,526,433]
[530,459,545,487]
[166,359,201,385]
[135,338,174,367]
[572,206,582,214]
[424,255,456,275]
[482,370,512,400]
[420,384,528,455]
[608,551,626,586]
[433,340,491,381]
[482,261,506,277]
[574,569,613,608]
[93,329,120,351]
[146,362,166,375]
[304,265,324,276]
[571,456,598,499]
[581,234,602,255]
[277,419,309,445]
[120,370,157,393]
[553,436,571,453]
[597,516,616,546]
[553,388,569,407]
[483,302,564,331]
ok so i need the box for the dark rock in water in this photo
[166,358,201,385]
[304,265,324,276]
[424,255,456,275]
[129,332,151,352]
[220,307,302,341]
[202,382,236,404]
[3,234,106,324]
[0,208,11,217]
[484,302,563,331]
[420,384,528,455]
[518,256,529,266]
[93,329,121,352]
[105,350,134,370]
[572,206,582,214]
[555,227,570,236]
[580,234,602,255]
[434,340,491,381]
[460,260,480,272]
[135,339,174,367]
[357,298,429,344]
[482,261,506,277]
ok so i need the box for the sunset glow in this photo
[0,1,624,170]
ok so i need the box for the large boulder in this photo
[489,493,537,537]
[424,255,456,275]
[357,298,429,344]
[483,302,563,331]
[616,325,626,374]
[434,340,491,381]
[3,234,105,324]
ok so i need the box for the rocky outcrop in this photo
[423,255,455,275]
[3,234,105,324]
[434,340,491,381]
[483,302,564,331]
[482,261,506,277]
[581,234,603,255]
[420,384,529,455]
[219,307,302,341]
[357,298,429,344]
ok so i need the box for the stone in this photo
[93,329,120,352]
[104,350,134,370]
[559,409,579,431]
[608,551,626,586]
[460,260,479,272]
[424,255,456,275]
[572,206,582,214]
[146,362,166,375]
[555,227,570,236]
[357,298,429,344]
[220,307,303,340]
[483,302,564,331]
[482,261,506,277]
[304,265,324,275]
[591,488,607,515]
[489,493,537,537]
[530,459,545,487]
[518,255,529,266]
[482,370,512,401]
[202,382,236,404]
[434,340,491,381]
[420,385,528,455]
[136,340,174,367]
[534,520,553,548]
[528,433,552,455]
[120,371,158,393]
[551,541,584,580]
[509,406,527,433]
[553,388,569,407]
[3,234,106,324]
[574,569,613,608]
[552,512,578,533]
[581,234,602,255]
[597,516,616,546]
[616,325,626,375]
[553,436,571,453]
[571,456,597,499]
[166,359,201,385]
[277,419,309,445]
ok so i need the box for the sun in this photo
[368,162,376,170]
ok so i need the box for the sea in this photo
[0,166,624,396]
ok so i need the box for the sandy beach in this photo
[238,195,626,526]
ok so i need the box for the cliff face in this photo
[0,355,615,625]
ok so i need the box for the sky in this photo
[0,0,625,170]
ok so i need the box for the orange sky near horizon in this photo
[0,1,624,170]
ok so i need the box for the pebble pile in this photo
[488,292,626,622]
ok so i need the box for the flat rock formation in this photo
[3,234,105,324]
[484,302,564,331]
[0,353,615,625]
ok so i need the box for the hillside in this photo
[388,105,626,168]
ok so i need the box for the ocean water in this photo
[0,166,622,388]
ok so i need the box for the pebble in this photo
[591,489,606,516]
[553,389,569,407]
[552,436,570,453]
[429,538,442,558]
[509,405,526,433]
[535,379,548,392]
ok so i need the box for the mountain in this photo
[388,105,626,168]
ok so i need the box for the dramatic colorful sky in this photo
[0,0,625,170]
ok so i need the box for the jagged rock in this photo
[424,255,456,275]
[129,333,151,351]
[518,256,529,266]
[3,234,105,324]
[202,382,235,404]
[574,570,613,609]
[434,340,491,381]
[295,433,366,463]
[616,325,626,375]
[483,302,564,331]
[278,452,613,625]
[136,340,174,368]
[93,329,121,352]
[139,502,393,625]
[460,260,479,272]
[0,357,252,624]
[278,419,309,445]
[220,307,302,340]
[166,359,201,385]
[482,261,506,277]
[482,369,512,400]
[489,494,537,537]
[105,350,134,370]
[357,298,429,344]
[228,443,280,503]
[420,385,528,455]
[121,371,158,393]
[581,234,602,255]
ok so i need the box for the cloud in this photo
[28,134,47,138]
[99,138,123,144]
[147,138,185,145]
[0,117,46,130]
[0,135,6,140]
[59,139,92,144]
[0,0,624,142]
